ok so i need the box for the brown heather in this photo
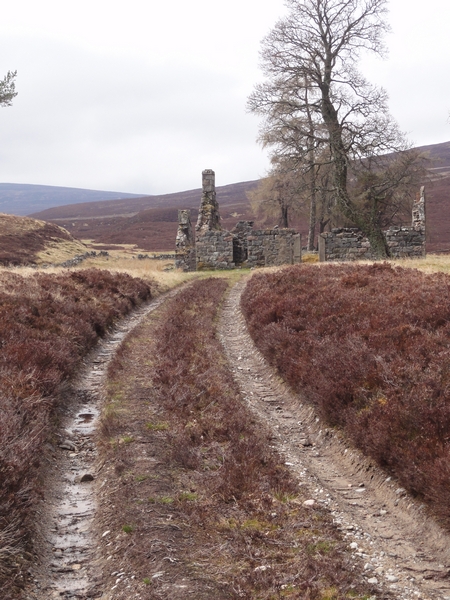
[0,268,153,590]
[98,278,372,599]
[241,263,450,527]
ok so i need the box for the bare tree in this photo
[0,71,17,107]
[248,0,421,257]
[247,159,307,228]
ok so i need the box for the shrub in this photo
[241,263,450,526]
[0,268,153,593]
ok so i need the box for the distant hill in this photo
[0,213,88,265]
[0,183,144,216]
[30,180,261,251]
[10,141,450,253]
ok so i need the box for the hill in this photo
[13,141,450,253]
[30,180,260,251]
[0,213,88,265]
[0,183,144,216]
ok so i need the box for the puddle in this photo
[77,412,95,424]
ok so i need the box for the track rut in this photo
[219,278,450,600]
[26,287,183,599]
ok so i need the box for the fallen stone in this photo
[367,577,378,585]
[299,438,313,447]
[303,499,315,507]
[74,473,95,484]
[254,565,271,572]
[60,440,76,451]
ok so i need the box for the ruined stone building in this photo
[318,187,426,261]
[175,170,426,269]
[175,170,302,271]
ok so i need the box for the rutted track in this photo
[26,286,184,600]
[219,279,450,600]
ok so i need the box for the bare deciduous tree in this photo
[248,0,422,257]
[0,71,17,107]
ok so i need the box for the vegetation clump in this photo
[241,262,450,526]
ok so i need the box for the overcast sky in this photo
[0,0,449,195]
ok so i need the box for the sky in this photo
[0,0,449,196]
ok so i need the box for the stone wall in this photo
[196,230,235,270]
[176,169,302,271]
[318,187,426,262]
[231,220,254,263]
[247,229,301,268]
[175,209,196,271]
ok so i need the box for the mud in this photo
[219,278,450,600]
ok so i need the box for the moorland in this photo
[19,140,450,254]
[1,150,450,597]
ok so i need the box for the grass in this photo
[0,213,87,266]
[241,262,450,527]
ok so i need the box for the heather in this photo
[241,263,450,526]
[98,278,371,599]
[0,268,152,587]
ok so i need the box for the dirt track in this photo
[26,276,450,599]
[26,287,183,600]
[219,278,450,600]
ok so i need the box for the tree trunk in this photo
[319,70,389,258]
[307,176,316,250]
[305,80,317,251]
[279,203,289,228]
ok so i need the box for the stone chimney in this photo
[195,169,221,237]
[412,186,426,232]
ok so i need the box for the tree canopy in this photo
[248,0,424,256]
[0,70,17,107]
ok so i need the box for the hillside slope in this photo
[0,183,144,216]
[30,180,260,251]
[0,213,88,265]
[20,141,450,253]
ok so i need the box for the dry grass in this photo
[391,253,450,274]
[0,213,87,266]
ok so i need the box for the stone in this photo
[175,210,196,272]
[60,440,76,451]
[80,473,94,483]
[303,499,315,507]
[196,169,221,236]
[177,169,301,270]
[367,577,378,585]
[319,187,426,262]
